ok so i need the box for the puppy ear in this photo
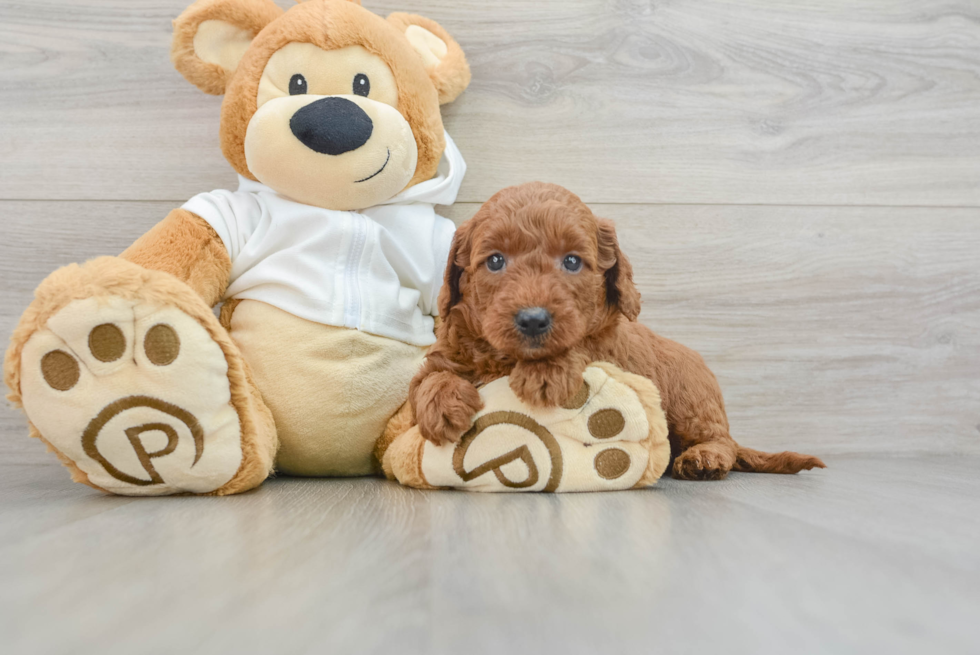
[438,221,474,318]
[387,13,471,104]
[597,219,642,321]
[171,0,282,95]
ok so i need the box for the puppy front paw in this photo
[414,371,484,446]
[509,358,585,408]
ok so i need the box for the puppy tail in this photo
[733,446,826,474]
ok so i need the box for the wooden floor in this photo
[1,0,978,652]
[1,451,978,654]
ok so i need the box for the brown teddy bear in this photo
[3,0,472,495]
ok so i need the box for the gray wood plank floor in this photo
[1,0,979,204]
[1,0,978,652]
[1,453,977,655]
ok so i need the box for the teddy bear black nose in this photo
[289,97,373,156]
[514,307,553,339]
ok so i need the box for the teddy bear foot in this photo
[384,362,671,493]
[5,257,276,496]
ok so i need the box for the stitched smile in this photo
[354,148,390,183]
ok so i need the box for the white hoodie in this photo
[182,132,465,347]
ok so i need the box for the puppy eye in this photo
[562,254,583,273]
[289,74,307,95]
[353,73,370,97]
[486,253,506,272]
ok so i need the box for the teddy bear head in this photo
[171,0,470,210]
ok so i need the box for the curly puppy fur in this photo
[409,182,826,481]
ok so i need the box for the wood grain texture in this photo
[3,200,978,455]
[0,453,977,655]
[1,0,979,204]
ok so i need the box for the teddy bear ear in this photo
[171,0,283,95]
[387,13,471,105]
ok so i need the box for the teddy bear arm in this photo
[121,208,231,307]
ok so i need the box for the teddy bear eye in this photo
[289,74,307,95]
[486,253,506,272]
[353,73,370,97]
[562,254,583,273]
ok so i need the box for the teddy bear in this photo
[5,0,676,497]
[3,0,473,495]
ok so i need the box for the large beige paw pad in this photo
[19,297,243,495]
[389,363,670,493]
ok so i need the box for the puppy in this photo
[409,182,825,480]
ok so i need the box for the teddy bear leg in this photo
[221,300,426,477]
[377,401,437,489]
[4,257,277,496]
[383,362,672,493]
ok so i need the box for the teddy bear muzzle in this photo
[243,93,419,211]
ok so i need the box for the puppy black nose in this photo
[514,307,553,338]
[289,97,373,155]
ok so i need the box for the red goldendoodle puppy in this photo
[409,182,825,480]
